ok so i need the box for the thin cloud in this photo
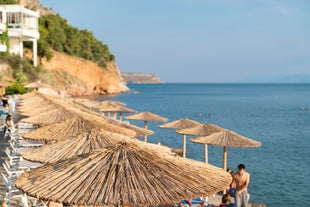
[265,6,296,16]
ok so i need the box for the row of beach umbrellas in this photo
[12,92,234,206]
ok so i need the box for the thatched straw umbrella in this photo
[19,104,60,117]
[105,118,153,138]
[99,106,136,121]
[21,108,78,126]
[18,95,50,111]
[16,142,231,206]
[159,118,200,157]
[101,100,126,107]
[23,82,49,94]
[159,118,200,130]
[176,123,223,158]
[20,91,38,99]
[191,130,262,171]
[125,112,168,142]
[24,82,49,91]
[22,130,130,163]
[22,117,136,142]
[73,98,102,110]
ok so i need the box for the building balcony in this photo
[8,25,39,39]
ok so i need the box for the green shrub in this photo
[5,82,27,95]
[0,55,39,83]
[0,0,19,4]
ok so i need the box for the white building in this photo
[0,5,39,66]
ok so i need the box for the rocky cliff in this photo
[20,0,55,15]
[17,0,129,96]
[41,50,129,96]
[122,73,162,84]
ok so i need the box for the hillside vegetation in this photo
[38,14,115,67]
[0,0,18,4]
[0,2,121,95]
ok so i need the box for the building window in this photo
[7,12,22,28]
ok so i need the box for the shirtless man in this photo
[232,164,250,207]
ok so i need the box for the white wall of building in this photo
[9,38,22,56]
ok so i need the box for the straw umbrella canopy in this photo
[176,123,223,158]
[22,130,131,163]
[101,100,126,107]
[18,95,50,111]
[159,118,201,158]
[23,82,49,93]
[191,130,262,171]
[99,106,136,121]
[19,104,59,117]
[24,82,49,89]
[73,98,102,110]
[125,112,168,142]
[16,142,231,206]
[20,91,38,99]
[21,107,78,126]
[159,118,200,130]
[22,117,136,142]
[105,118,153,138]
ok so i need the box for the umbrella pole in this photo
[144,121,148,142]
[223,146,228,194]
[223,146,227,171]
[183,134,186,158]
[204,144,208,164]
[120,113,123,122]
[114,112,117,120]
[108,112,111,118]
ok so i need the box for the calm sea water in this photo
[96,84,310,207]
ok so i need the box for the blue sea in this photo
[96,84,310,207]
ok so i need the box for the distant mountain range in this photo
[240,73,310,83]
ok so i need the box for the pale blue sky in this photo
[40,0,310,83]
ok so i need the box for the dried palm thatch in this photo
[101,100,126,108]
[22,117,136,142]
[22,130,130,163]
[159,118,201,158]
[100,106,136,117]
[19,104,60,117]
[191,130,262,148]
[126,112,168,142]
[126,112,167,122]
[18,96,49,110]
[176,123,223,136]
[74,99,126,110]
[20,91,38,99]
[191,130,262,170]
[159,118,200,130]
[99,106,136,121]
[20,108,77,126]
[24,82,49,89]
[16,142,231,206]
[105,118,153,137]
[176,123,223,158]
[73,98,102,109]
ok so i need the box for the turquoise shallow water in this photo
[96,83,310,207]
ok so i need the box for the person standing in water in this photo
[232,164,250,207]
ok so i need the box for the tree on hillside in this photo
[38,14,114,67]
[0,0,19,4]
